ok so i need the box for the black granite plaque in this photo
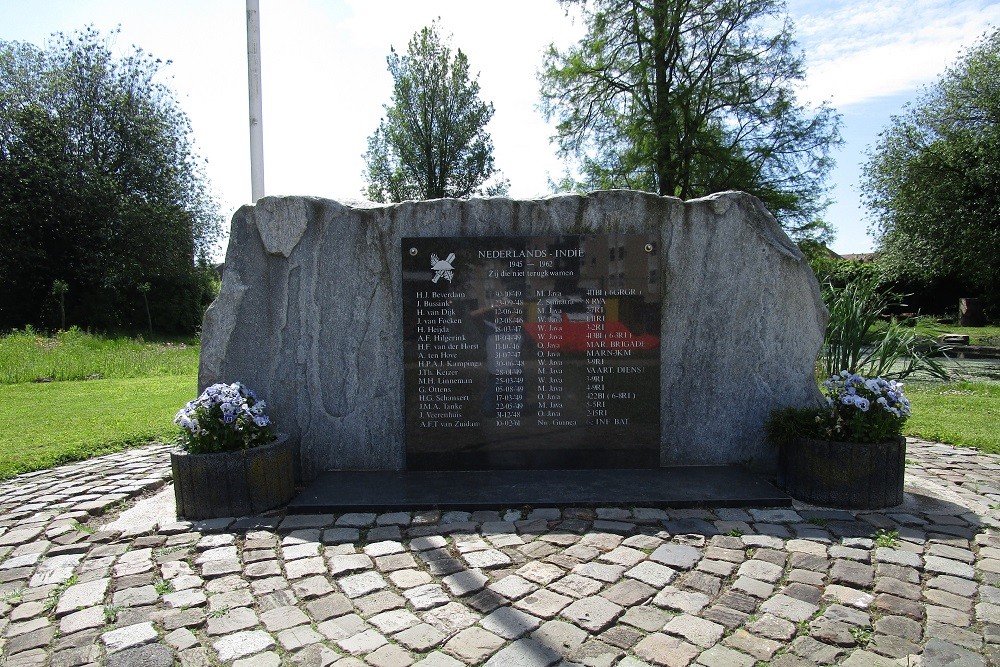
[402,234,661,470]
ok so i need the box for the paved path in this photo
[2,438,1000,667]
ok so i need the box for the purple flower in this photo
[177,382,275,453]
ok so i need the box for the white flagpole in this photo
[246,0,265,202]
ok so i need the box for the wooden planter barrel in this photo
[171,434,296,519]
[778,436,906,510]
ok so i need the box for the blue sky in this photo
[2,0,998,258]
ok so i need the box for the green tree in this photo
[363,20,507,203]
[539,0,841,241]
[862,29,1000,315]
[0,27,221,333]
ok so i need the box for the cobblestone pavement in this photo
[3,438,1000,667]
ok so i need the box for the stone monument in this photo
[200,190,827,480]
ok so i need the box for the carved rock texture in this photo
[200,191,827,479]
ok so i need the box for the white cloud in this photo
[790,0,1000,106]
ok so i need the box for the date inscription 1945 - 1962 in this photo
[402,234,661,470]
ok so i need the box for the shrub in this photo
[821,277,946,380]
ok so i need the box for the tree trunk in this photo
[650,0,685,197]
[143,292,152,334]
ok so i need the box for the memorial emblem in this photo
[430,252,456,283]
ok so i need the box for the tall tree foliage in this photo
[539,0,841,241]
[863,29,1000,315]
[0,28,221,333]
[363,21,507,202]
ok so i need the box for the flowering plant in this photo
[767,371,911,445]
[174,382,275,454]
[819,372,911,442]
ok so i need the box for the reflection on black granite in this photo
[402,234,661,470]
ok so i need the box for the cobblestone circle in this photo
[3,438,1000,666]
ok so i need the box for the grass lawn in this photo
[0,327,199,384]
[0,375,196,481]
[904,381,1000,453]
[0,329,200,481]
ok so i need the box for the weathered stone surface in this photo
[214,630,275,662]
[405,584,451,610]
[422,601,480,634]
[650,543,702,570]
[468,589,509,616]
[698,644,756,667]
[482,638,561,667]
[339,571,388,598]
[921,638,987,667]
[104,644,174,667]
[549,573,602,599]
[480,606,543,639]
[205,606,258,635]
[276,625,324,652]
[337,628,388,655]
[567,639,624,667]
[653,585,711,613]
[531,620,588,653]
[443,627,505,664]
[55,577,109,616]
[261,605,310,631]
[663,613,725,648]
[515,589,574,619]
[101,622,159,653]
[633,633,700,667]
[737,559,783,583]
[315,613,366,642]
[723,629,783,661]
[760,594,819,622]
[395,623,447,652]
[626,561,677,587]
[600,579,656,606]
[830,559,875,588]
[201,192,825,477]
[562,596,624,633]
[60,606,106,634]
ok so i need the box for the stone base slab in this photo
[287,466,790,513]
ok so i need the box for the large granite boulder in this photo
[201,191,826,479]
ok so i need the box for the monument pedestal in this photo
[288,466,789,513]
